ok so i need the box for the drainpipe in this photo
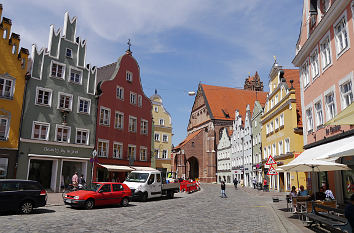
[16,72,31,179]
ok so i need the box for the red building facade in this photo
[94,50,152,182]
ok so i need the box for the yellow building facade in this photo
[150,91,172,173]
[0,4,29,178]
[261,63,307,192]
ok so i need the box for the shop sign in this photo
[325,125,341,136]
[43,146,79,155]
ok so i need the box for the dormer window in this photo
[126,71,133,82]
[66,48,72,58]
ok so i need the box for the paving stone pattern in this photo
[0,184,288,233]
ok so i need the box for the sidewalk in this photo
[47,192,64,206]
[239,186,314,233]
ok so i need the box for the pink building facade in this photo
[293,0,354,203]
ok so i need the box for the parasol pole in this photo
[296,171,299,190]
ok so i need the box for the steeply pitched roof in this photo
[201,84,268,121]
[97,62,117,83]
[283,69,302,127]
[174,129,202,150]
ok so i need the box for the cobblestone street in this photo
[0,184,307,232]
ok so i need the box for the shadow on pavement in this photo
[0,208,56,216]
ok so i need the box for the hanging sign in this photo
[267,165,278,175]
[266,155,276,165]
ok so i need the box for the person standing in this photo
[72,172,78,188]
[78,174,86,189]
[263,178,268,192]
[233,177,238,189]
[221,181,227,198]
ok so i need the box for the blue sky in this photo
[3,0,303,145]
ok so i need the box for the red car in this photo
[63,182,132,209]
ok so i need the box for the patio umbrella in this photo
[324,102,354,125]
[279,160,351,173]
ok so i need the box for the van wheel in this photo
[121,197,129,207]
[168,191,174,199]
[84,199,94,209]
[141,193,148,202]
[19,201,33,214]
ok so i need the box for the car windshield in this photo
[125,172,149,183]
[85,183,102,192]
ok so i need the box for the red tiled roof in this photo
[174,129,202,150]
[201,84,268,121]
[283,69,302,127]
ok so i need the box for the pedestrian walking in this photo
[233,177,238,189]
[72,172,78,189]
[78,174,86,189]
[221,181,227,198]
[263,178,268,192]
[252,177,257,189]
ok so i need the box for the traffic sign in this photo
[266,155,276,165]
[267,165,278,175]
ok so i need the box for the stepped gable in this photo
[244,71,264,91]
[201,84,268,121]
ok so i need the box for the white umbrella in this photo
[279,160,351,172]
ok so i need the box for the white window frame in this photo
[278,140,283,155]
[140,119,148,135]
[138,95,142,107]
[155,149,160,159]
[140,146,147,161]
[272,143,276,156]
[270,121,274,132]
[68,66,83,85]
[305,106,314,132]
[31,121,50,141]
[35,86,53,107]
[114,111,124,130]
[77,97,91,114]
[154,106,158,113]
[301,60,310,88]
[130,92,137,105]
[55,124,71,143]
[275,118,279,130]
[324,85,337,122]
[128,116,137,133]
[0,117,10,141]
[310,47,320,80]
[75,128,89,145]
[334,12,350,58]
[113,142,123,159]
[338,72,354,110]
[66,48,73,58]
[162,149,168,159]
[162,134,168,142]
[154,133,160,141]
[320,31,332,72]
[50,60,66,80]
[126,71,133,82]
[285,138,290,153]
[116,86,124,100]
[97,139,109,157]
[0,75,15,99]
[57,92,73,111]
[280,113,284,127]
[99,107,111,126]
[313,96,324,128]
[128,144,136,161]
[159,118,165,126]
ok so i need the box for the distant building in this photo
[260,63,304,192]
[293,0,354,202]
[217,128,231,183]
[150,90,173,174]
[231,110,244,184]
[244,72,264,91]
[251,100,265,183]
[0,4,29,179]
[173,83,267,182]
[17,13,97,191]
[94,48,152,182]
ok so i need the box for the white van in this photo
[124,169,179,201]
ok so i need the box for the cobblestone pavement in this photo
[0,184,307,233]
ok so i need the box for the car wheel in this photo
[121,197,129,207]
[141,192,148,202]
[168,191,174,199]
[19,201,33,214]
[84,199,94,210]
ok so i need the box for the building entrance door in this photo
[28,159,53,189]
[187,157,199,179]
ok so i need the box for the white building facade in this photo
[217,128,231,184]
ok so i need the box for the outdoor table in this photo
[293,196,311,220]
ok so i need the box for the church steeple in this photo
[244,71,264,91]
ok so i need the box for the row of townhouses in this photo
[0,6,173,191]
[173,0,353,204]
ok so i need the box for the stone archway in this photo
[186,156,199,179]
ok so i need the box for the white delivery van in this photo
[124,168,180,201]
